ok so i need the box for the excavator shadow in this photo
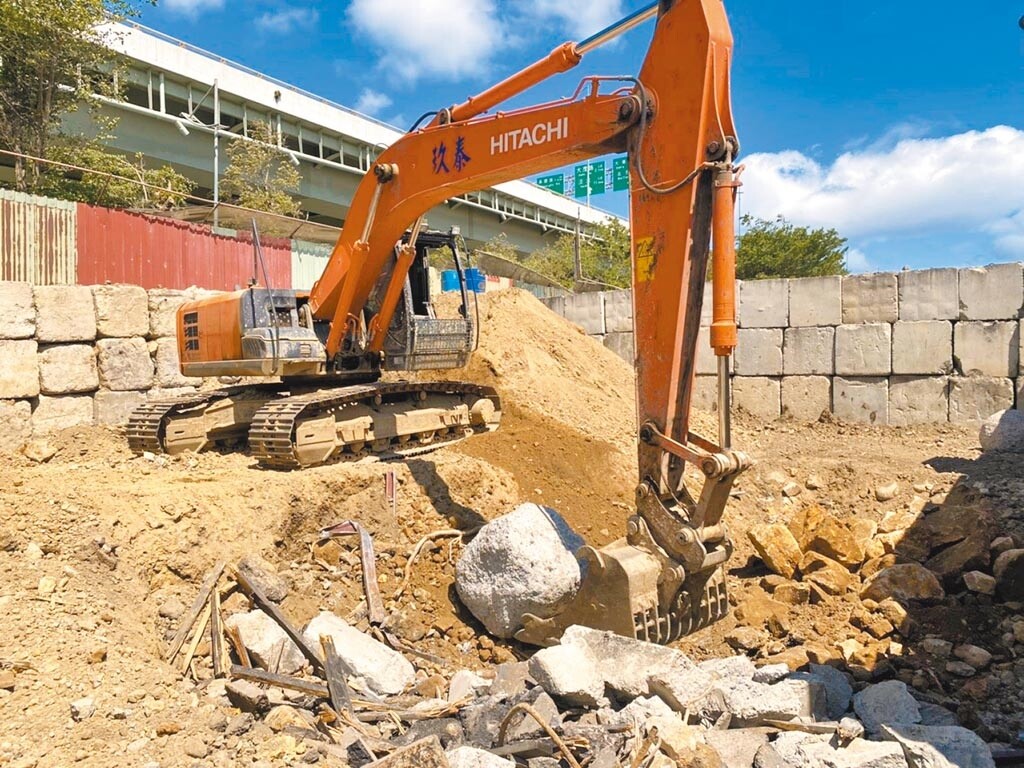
[405,458,488,531]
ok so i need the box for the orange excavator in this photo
[128,0,750,644]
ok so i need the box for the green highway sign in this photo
[536,173,565,195]
[574,160,608,198]
[589,160,606,195]
[573,164,589,198]
[612,156,629,192]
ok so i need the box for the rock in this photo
[925,532,991,585]
[962,571,996,595]
[979,409,1024,453]
[990,536,1015,555]
[598,695,676,729]
[23,438,57,463]
[705,729,770,768]
[38,344,99,395]
[782,482,803,498]
[237,554,290,603]
[838,717,865,742]
[879,507,924,535]
[706,679,802,726]
[806,738,908,768]
[460,695,511,747]
[158,597,186,620]
[805,513,869,568]
[505,690,561,741]
[393,718,464,749]
[455,503,584,638]
[860,565,944,604]
[993,549,1024,601]
[699,655,757,680]
[880,724,995,768]
[70,697,96,721]
[917,703,959,727]
[727,627,768,652]
[303,611,415,696]
[876,482,899,502]
[876,599,912,636]
[226,680,270,713]
[560,624,695,700]
[753,743,788,768]
[748,524,802,578]
[773,582,811,605]
[788,505,829,552]
[489,661,533,699]
[920,638,953,658]
[649,665,716,712]
[183,737,208,759]
[800,552,857,595]
[752,664,791,684]
[368,737,449,767]
[777,676,829,720]
[850,608,895,639]
[447,745,514,767]
[528,642,605,707]
[953,644,992,669]
[449,670,490,702]
[944,661,976,677]
[225,610,306,675]
[852,681,921,735]
[647,716,706,761]
[265,705,317,734]
[225,713,254,736]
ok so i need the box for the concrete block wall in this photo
[0,281,210,452]
[541,262,1024,426]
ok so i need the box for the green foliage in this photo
[220,121,302,217]
[0,0,149,190]
[735,214,848,280]
[521,217,632,288]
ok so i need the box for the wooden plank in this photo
[230,564,324,673]
[210,586,225,678]
[225,623,251,668]
[357,526,386,626]
[165,561,225,662]
[179,605,211,675]
[229,664,329,697]
[320,635,354,715]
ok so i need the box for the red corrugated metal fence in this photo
[76,204,292,291]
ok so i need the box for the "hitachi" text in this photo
[490,118,569,155]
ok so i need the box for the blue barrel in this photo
[465,267,486,293]
[441,269,460,292]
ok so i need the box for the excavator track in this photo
[126,381,500,470]
[250,381,500,469]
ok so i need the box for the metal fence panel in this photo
[0,189,77,284]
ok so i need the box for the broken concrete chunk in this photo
[649,665,716,712]
[752,664,791,685]
[449,670,491,703]
[488,661,533,700]
[224,609,305,675]
[237,553,290,603]
[880,724,995,768]
[528,642,605,707]
[753,743,788,768]
[225,680,270,713]
[805,738,908,768]
[367,736,449,767]
[806,664,853,720]
[709,678,801,726]
[699,655,757,681]
[705,728,771,768]
[979,409,1024,453]
[393,719,464,749]
[777,676,829,721]
[598,695,676,729]
[646,715,706,762]
[446,746,514,768]
[561,624,695,700]
[459,695,510,748]
[455,503,584,638]
[302,611,415,696]
[852,681,921,735]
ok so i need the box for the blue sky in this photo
[143,0,1024,273]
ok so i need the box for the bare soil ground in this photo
[1,290,1019,767]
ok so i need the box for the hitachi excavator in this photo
[128,0,750,645]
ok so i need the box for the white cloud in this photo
[354,88,393,117]
[347,0,505,82]
[516,0,624,40]
[255,7,320,34]
[845,247,871,272]
[740,126,1024,248]
[162,0,224,16]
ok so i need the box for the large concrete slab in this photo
[94,389,148,426]
[38,344,99,395]
[784,327,835,375]
[734,328,783,375]
[92,284,149,338]
[738,279,788,328]
[148,289,191,339]
[958,263,1023,320]
[835,323,892,376]
[563,293,605,335]
[892,321,953,375]
[953,321,1019,377]
[33,394,95,433]
[842,273,898,324]
[96,338,155,391]
[789,275,842,326]
[949,377,1015,424]
[603,290,633,334]
[781,376,831,421]
[693,376,718,412]
[0,282,35,339]
[833,377,889,425]
[34,285,97,343]
[696,327,717,376]
[898,268,958,320]
[0,400,32,453]
[155,338,201,388]
[889,376,950,426]
[0,340,40,399]
[733,376,781,421]
[603,332,634,364]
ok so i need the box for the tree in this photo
[735,214,848,280]
[220,121,302,217]
[521,217,632,288]
[0,0,145,189]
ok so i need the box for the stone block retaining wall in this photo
[543,263,1024,426]
[0,282,210,452]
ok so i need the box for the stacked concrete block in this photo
[783,327,834,375]
[733,376,781,420]
[38,345,99,395]
[95,390,149,426]
[0,400,32,453]
[842,273,898,324]
[96,338,155,391]
[563,293,605,335]
[0,282,36,339]
[953,321,1019,377]
[889,377,950,427]
[0,340,40,399]
[898,268,958,320]
[603,333,634,364]
[835,324,891,376]
[34,285,96,343]
[692,376,718,412]
[958,263,1023,320]
[603,290,632,333]
[949,377,1015,424]
[738,279,788,328]
[695,327,716,376]
[734,328,783,376]
[833,377,888,425]
[33,394,94,433]
[700,282,714,326]
[781,377,831,422]
[154,338,201,388]
[92,284,149,338]
[788,275,842,327]
[891,321,952,375]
